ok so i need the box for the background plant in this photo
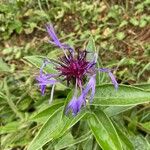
[0,0,150,150]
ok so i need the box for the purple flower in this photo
[36,24,118,115]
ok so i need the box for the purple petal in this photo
[66,75,96,116]
[66,95,86,116]
[37,80,56,85]
[99,68,109,72]
[46,24,62,48]
[66,96,79,116]
[36,60,57,95]
[39,59,50,74]
[46,24,74,53]
[108,72,118,90]
[62,43,74,54]
[40,85,46,95]
[36,74,57,95]
[98,68,118,90]
[83,75,96,102]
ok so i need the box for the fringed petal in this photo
[46,24,74,53]
[98,68,118,90]
[36,60,57,95]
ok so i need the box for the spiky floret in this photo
[57,50,95,87]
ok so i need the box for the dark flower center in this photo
[57,51,94,86]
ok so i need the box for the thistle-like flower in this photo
[36,24,118,115]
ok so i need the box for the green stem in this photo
[123,116,150,134]
[4,79,23,120]
[6,97,23,120]
[38,0,43,11]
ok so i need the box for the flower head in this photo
[57,50,95,87]
[36,24,118,115]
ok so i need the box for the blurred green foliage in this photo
[0,0,150,150]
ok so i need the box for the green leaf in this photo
[113,122,134,150]
[116,32,125,40]
[88,109,122,150]
[55,133,74,150]
[47,49,62,61]
[9,20,22,34]
[0,121,20,134]
[24,55,57,73]
[139,19,147,27]
[31,100,64,122]
[86,36,96,51]
[86,36,107,84]
[18,98,32,111]
[28,107,64,150]
[104,106,134,117]
[56,110,88,138]
[86,36,96,61]
[82,136,93,150]
[0,91,6,99]
[130,135,150,150]
[119,20,128,28]
[137,63,150,80]
[0,58,11,72]
[134,83,150,91]
[93,84,150,106]
[140,122,150,132]
[1,128,30,148]
[130,18,139,26]
[55,131,91,150]
[28,107,87,150]
[4,79,23,119]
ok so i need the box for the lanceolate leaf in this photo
[130,135,150,150]
[24,55,57,73]
[0,58,11,73]
[86,36,107,84]
[86,36,96,55]
[82,137,94,150]
[113,121,134,150]
[55,110,88,138]
[93,84,150,106]
[88,109,122,150]
[139,122,150,133]
[134,83,150,91]
[54,131,91,150]
[0,121,21,134]
[0,91,6,99]
[28,107,64,150]
[104,106,134,117]
[28,107,88,150]
[31,100,64,122]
